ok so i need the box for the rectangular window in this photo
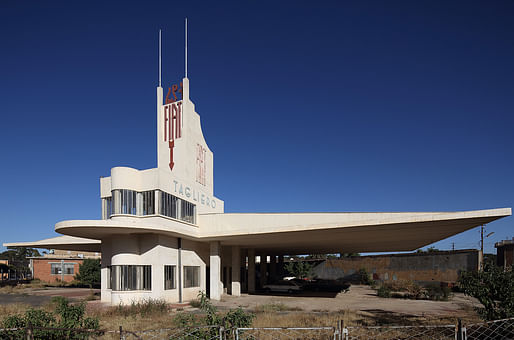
[160,190,196,224]
[183,266,200,288]
[164,265,176,290]
[102,197,113,219]
[119,189,137,215]
[110,265,151,291]
[181,200,196,224]
[64,263,74,275]
[160,191,179,219]
[142,191,155,215]
[51,263,62,275]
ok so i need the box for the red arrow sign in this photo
[169,140,175,170]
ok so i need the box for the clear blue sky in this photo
[1,1,513,254]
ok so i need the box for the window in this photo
[51,262,75,275]
[164,265,176,290]
[110,265,151,291]
[119,189,137,215]
[109,189,196,223]
[51,263,62,275]
[160,190,196,224]
[102,197,113,219]
[181,200,196,224]
[184,266,200,288]
[64,263,74,275]
[160,191,179,219]
[142,191,155,215]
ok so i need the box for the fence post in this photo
[26,321,33,340]
[219,326,224,340]
[119,325,123,340]
[456,318,463,340]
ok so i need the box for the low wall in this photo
[312,250,479,285]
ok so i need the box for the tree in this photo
[74,259,100,288]
[284,261,312,279]
[458,262,514,320]
[0,247,40,279]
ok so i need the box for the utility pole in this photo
[480,225,484,255]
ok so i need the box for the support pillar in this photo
[278,255,284,279]
[259,254,267,288]
[231,246,241,296]
[248,249,256,293]
[269,255,277,282]
[209,241,222,300]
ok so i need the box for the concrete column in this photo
[269,255,277,282]
[209,241,222,300]
[259,254,267,288]
[136,192,143,216]
[278,255,284,279]
[155,190,161,214]
[231,246,241,296]
[114,190,121,214]
[248,249,256,293]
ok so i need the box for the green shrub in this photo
[377,285,392,298]
[458,263,514,320]
[74,259,100,288]
[357,268,373,285]
[174,291,254,336]
[284,261,313,279]
[1,297,99,339]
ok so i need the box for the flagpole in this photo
[159,29,162,87]
[185,18,188,78]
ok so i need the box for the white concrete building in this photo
[5,75,511,305]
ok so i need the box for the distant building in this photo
[495,238,514,270]
[29,250,100,283]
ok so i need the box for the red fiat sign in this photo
[163,101,182,170]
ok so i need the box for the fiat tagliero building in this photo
[5,75,511,305]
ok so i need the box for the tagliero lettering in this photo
[173,180,216,209]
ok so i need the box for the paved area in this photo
[213,285,480,316]
[0,288,99,306]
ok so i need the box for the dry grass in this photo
[0,298,483,333]
[0,280,49,294]
[253,303,303,312]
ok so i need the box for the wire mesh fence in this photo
[344,325,456,340]
[464,317,514,340]
[235,327,336,340]
[1,318,513,340]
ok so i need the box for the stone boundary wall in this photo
[312,249,479,285]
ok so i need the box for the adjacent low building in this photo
[495,238,514,270]
[4,74,511,305]
[29,250,100,283]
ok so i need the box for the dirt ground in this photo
[0,285,480,320]
[213,285,480,317]
[0,287,98,307]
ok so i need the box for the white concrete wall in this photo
[101,234,208,305]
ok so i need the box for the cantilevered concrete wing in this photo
[197,208,512,254]
[39,207,512,254]
[4,235,101,252]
